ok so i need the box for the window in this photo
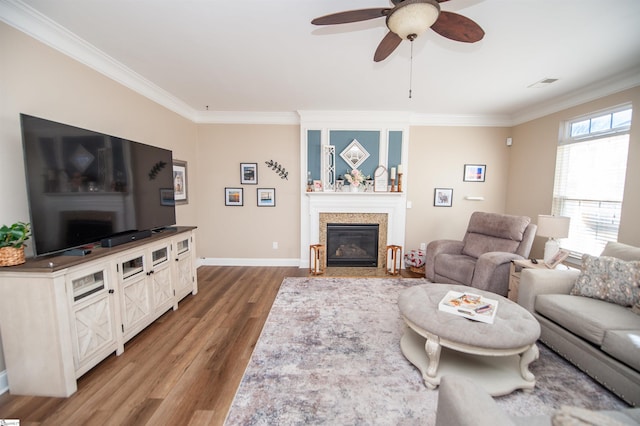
[552,106,632,256]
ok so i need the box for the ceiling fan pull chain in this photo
[409,39,414,99]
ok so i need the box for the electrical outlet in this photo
[420,243,426,250]
[272,242,278,249]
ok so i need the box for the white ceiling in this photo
[4,0,640,125]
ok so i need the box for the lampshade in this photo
[387,0,440,40]
[537,215,571,239]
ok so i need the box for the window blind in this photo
[551,107,631,256]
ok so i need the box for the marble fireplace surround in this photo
[301,192,406,268]
[320,213,388,268]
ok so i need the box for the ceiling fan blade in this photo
[312,8,390,25]
[431,11,484,43]
[392,0,449,4]
[374,31,403,62]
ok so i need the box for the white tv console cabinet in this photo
[0,226,197,397]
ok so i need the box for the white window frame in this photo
[552,104,632,257]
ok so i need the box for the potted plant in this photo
[0,221,31,266]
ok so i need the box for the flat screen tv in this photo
[20,114,176,257]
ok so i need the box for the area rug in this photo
[224,277,628,425]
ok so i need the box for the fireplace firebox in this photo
[326,223,379,267]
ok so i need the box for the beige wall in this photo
[0,23,198,375]
[195,124,300,260]
[507,86,640,258]
[404,126,512,251]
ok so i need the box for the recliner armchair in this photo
[425,211,537,296]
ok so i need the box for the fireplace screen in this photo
[326,223,379,267]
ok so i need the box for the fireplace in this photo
[326,223,379,267]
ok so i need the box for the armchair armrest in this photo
[435,376,515,426]
[518,268,581,313]
[425,240,464,281]
[471,252,524,295]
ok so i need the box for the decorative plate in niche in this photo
[340,139,370,170]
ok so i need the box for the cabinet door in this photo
[174,234,197,301]
[150,244,173,314]
[119,252,151,341]
[67,264,118,376]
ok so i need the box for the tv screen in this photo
[20,114,176,257]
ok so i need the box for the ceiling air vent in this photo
[528,78,559,89]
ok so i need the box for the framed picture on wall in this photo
[434,188,453,207]
[172,160,188,204]
[257,188,276,207]
[225,187,243,206]
[240,163,258,184]
[463,164,486,182]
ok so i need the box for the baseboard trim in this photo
[198,257,301,267]
[0,369,8,394]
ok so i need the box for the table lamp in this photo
[537,215,571,263]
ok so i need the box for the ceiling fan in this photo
[311,0,484,62]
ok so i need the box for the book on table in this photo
[438,291,499,324]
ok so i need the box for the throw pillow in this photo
[552,405,628,426]
[570,254,640,307]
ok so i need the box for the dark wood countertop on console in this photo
[0,226,197,274]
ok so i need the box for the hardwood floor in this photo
[0,265,421,425]
[0,266,306,426]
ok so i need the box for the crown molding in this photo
[298,110,412,129]
[193,110,299,125]
[0,0,197,121]
[510,66,640,126]
[409,113,513,127]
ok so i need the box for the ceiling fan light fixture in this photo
[386,0,440,40]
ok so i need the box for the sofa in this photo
[518,241,640,407]
[435,375,640,426]
[425,211,537,297]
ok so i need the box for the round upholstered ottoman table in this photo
[398,283,540,396]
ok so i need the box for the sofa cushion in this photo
[601,241,640,261]
[552,405,639,425]
[434,254,475,284]
[462,233,521,259]
[570,254,640,307]
[601,330,640,371]
[535,294,640,346]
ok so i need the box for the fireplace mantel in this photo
[300,191,407,267]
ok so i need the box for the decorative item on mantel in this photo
[365,179,374,192]
[390,166,397,191]
[0,222,31,266]
[344,168,370,192]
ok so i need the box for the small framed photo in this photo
[463,164,486,182]
[225,187,243,206]
[313,180,323,192]
[240,163,258,184]
[173,160,188,204]
[545,249,570,269]
[434,188,453,207]
[257,188,276,207]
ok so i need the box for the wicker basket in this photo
[409,265,425,274]
[0,247,26,266]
